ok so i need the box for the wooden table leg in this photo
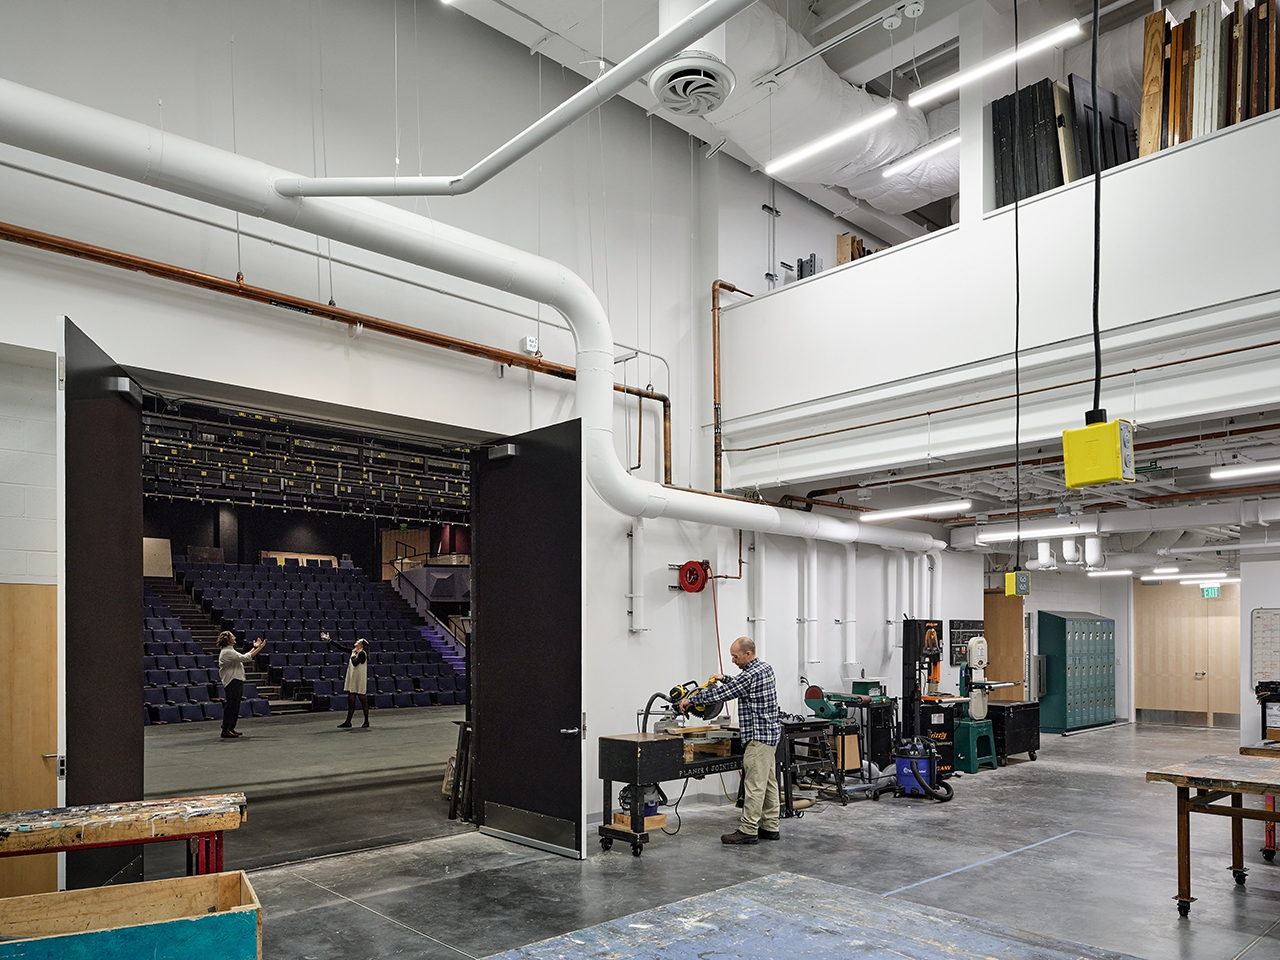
[1176,786,1194,916]
[1265,795,1276,861]
[1232,793,1248,885]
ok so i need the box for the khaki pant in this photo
[740,739,780,835]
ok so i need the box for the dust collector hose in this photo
[910,760,954,803]
[641,692,673,733]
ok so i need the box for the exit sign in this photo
[1202,585,1220,599]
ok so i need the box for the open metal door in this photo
[471,420,583,858]
[63,319,144,887]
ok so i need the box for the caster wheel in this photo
[631,843,643,857]
[1177,902,1190,918]
[1028,751,1037,761]
[1264,850,1275,862]
[997,756,1007,767]
[871,791,880,801]
[1234,870,1248,885]
[600,838,613,852]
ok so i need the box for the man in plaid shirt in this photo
[679,636,781,845]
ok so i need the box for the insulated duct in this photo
[700,4,959,215]
[0,77,944,556]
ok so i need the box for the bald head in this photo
[729,636,757,667]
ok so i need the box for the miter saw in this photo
[641,678,726,734]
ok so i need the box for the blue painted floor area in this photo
[485,872,1140,960]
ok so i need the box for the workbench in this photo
[1146,755,1280,915]
[0,794,247,876]
[1240,741,1280,861]
[598,733,742,856]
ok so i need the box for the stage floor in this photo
[486,872,1140,960]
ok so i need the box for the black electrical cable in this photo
[640,691,672,733]
[1087,0,1105,424]
[661,777,690,835]
[1012,0,1023,567]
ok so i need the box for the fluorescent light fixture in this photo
[908,20,1083,108]
[764,105,898,176]
[1140,572,1231,582]
[1087,569,1133,577]
[1188,577,1240,586]
[860,499,972,523]
[975,523,1093,544]
[1151,566,1179,575]
[880,135,960,178]
[1209,460,1280,480]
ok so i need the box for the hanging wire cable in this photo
[229,34,243,280]
[1087,0,1104,422]
[912,16,922,87]
[393,0,401,180]
[314,1,336,304]
[1013,0,1023,563]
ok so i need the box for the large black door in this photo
[63,319,144,887]
[471,419,582,858]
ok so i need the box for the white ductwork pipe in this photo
[912,554,925,620]
[1085,536,1104,568]
[275,0,755,197]
[750,532,766,657]
[1037,540,1055,570]
[886,547,903,646]
[840,543,858,675]
[628,519,647,633]
[0,77,947,556]
[927,548,943,620]
[897,549,911,624]
[1061,538,1080,565]
[803,539,819,663]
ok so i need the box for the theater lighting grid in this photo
[881,134,960,178]
[764,105,899,175]
[860,499,972,522]
[907,20,1083,107]
[1209,460,1280,480]
[142,399,470,522]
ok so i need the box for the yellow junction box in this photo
[1062,419,1135,489]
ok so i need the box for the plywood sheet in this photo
[983,591,1024,700]
[0,583,58,897]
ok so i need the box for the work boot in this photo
[758,829,781,840]
[721,830,758,845]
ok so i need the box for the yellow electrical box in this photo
[1006,571,1031,596]
[1062,419,1135,489]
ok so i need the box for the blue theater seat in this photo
[392,692,412,708]
[372,693,393,709]
[152,704,180,724]
[143,688,164,707]
[437,691,456,706]
[250,699,271,716]
[187,684,210,703]
[179,703,203,722]
[161,686,188,705]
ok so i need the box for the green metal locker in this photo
[1037,610,1116,734]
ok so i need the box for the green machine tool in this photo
[804,681,889,719]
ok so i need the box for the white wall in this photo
[0,350,57,584]
[1239,555,1280,745]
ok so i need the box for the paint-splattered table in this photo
[1147,755,1280,916]
[0,794,246,875]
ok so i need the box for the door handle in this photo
[1193,672,1206,678]
[559,728,580,735]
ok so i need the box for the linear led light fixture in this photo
[1209,460,1280,480]
[975,523,1093,544]
[907,19,1083,108]
[1150,566,1179,574]
[1140,572,1230,582]
[1087,568,1133,577]
[860,498,972,523]
[764,105,898,176]
[881,134,960,178]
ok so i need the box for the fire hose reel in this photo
[677,560,711,593]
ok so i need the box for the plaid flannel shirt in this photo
[688,658,780,747]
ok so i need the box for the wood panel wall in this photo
[0,583,58,897]
[983,591,1026,700]
[381,528,433,580]
[1134,580,1240,725]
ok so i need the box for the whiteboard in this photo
[1252,609,1280,686]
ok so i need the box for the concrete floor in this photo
[151,719,1278,959]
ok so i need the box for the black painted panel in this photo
[64,319,144,887]
[471,420,581,848]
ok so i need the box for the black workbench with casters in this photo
[598,733,743,856]
[986,700,1040,765]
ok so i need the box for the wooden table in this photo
[0,794,246,876]
[1240,742,1280,860]
[1147,755,1280,915]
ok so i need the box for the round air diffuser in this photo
[648,51,736,116]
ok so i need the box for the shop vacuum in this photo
[893,738,954,802]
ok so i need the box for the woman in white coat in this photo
[324,633,370,728]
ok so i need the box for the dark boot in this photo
[721,830,758,845]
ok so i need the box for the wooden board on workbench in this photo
[0,795,246,855]
[684,740,733,762]
[1146,754,1280,794]
[1240,741,1280,757]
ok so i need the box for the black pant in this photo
[223,678,244,732]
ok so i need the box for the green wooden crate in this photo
[0,871,260,960]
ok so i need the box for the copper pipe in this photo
[713,529,746,580]
[779,495,873,514]
[711,280,753,492]
[0,219,674,482]
[726,336,1280,455]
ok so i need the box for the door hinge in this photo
[57,356,65,390]
[43,754,66,779]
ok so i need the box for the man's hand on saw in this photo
[677,698,692,713]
